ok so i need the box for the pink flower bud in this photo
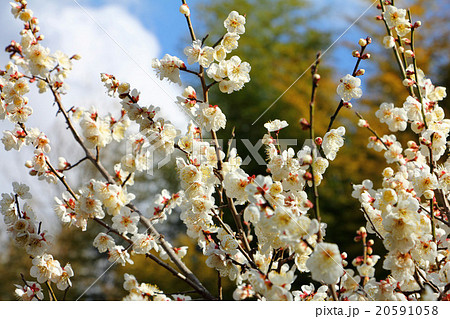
[303,172,313,181]
[315,137,322,146]
[299,118,310,130]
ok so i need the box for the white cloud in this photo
[0,1,188,236]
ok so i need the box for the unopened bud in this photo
[361,53,371,60]
[300,154,313,166]
[343,102,352,109]
[366,37,372,44]
[407,141,417,148]
[313,73,321,83]
[355,69,365,76]
[299,118,310,130]
[423,189,434,200]
[376,15,383,20]
[366,247,373,255]
[25,160,33,168]
[402,78,414,87]
[315,137,322,146]
[398,46,405,53]
[367,239,374,246]
[411,121,425,133]
[382,167,394,178]
[179,4,190,16]
[419,136,430,146]
[118,82,130,95]
[414,21,422,28]
[36,35,44,41]
[303,171,313,181]
[404,50,414,58]
[71,54,82,60]
[358,119,369,128]
[352,50,360,58]
[358,38,367,47]
[402,38,411,45]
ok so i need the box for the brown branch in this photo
[361,207,384,240]
[47,85,215,300]
[327,43,368,133]
[309,52,322,242]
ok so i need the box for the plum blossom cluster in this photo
[1,182,73,300]
[6,0,78,93]
[122,273,191,301]
[153,11,251,95]
[1,0,81,185]
[348,2,450,301]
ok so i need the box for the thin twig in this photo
[309,52,322,241]
[45,281,57,301]
[327,43,368,132]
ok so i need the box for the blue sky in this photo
[80,0,375,69]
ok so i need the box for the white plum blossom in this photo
[384,5,408,28]
[108,245,134,266]
[176,86,199,115]
[226,56,251,84]
[30,254,62,284]
[15,281,44,301]
[112,210,140,235]
[264,119,289,132]
[322,126,345,161]
[93,232,115,253]
[152,54,185,85]
[56,263,74,290]
[221,32,240,53]
[131,233,159,254]
[306,243,344,284]
[184,40,214,68]
[224,11,246,34]
[337,74,362,102]
[197,103,226,132]
[12,181,32,199]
